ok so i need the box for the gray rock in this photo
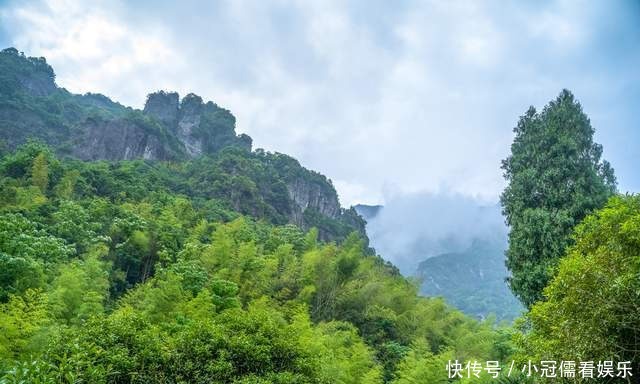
[287,178,340,227]
[144,91,179,129]
[71,118,167,161]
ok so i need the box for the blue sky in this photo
[0,0,638,205]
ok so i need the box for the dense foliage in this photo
[517,195,640,375]
[498,91,640,383]
[0,144,512,383]
[500,89,616,307]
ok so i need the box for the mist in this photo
[365,192,507,275]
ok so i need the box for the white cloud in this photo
[1,0,637,205]
[1,0,180,103]
[366,190,506,274]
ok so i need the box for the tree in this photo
[54,169,80,200]
[0,213,74,265]
[521,195,640,369]
[30,152,49,193]
[0,252,44,302]
[500,89,616,307]
[0,289,49,359]
[48,248,110,325]
[391,343,453,384]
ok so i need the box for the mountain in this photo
[416,239,522,321]
[354,204,383,221]
[0,47,364,241]
[0,47,248,161]
[359,198,522,321]
[0,48,509,383]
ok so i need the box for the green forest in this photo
[1,48,639,383]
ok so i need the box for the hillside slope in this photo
[0,48,512,384]
[0,47,363,242]
[417,239,523,321]
[0,48,249,161]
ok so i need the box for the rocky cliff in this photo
[143,91,251,157]
[0,47,366,242]
[71,116,170,161]
[0,48,249,161]
[287,178,340,226]
[288,176,365,240]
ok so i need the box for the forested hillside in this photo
[0,47,364,242]
[0,142,515,383]
[417,240,522,322]
[0,48,517,383]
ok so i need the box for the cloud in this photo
[365,191,506,275]
[0,0,182,105]
[1,0,638,205]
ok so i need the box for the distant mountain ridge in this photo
[353,204,382,221]
[358,201,522,321]
[417,239,522,321]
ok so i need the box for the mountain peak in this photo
[0,47,57,97]
[144,90,180,128]
[0,48,251,160]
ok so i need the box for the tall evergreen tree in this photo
[500,89,616,307]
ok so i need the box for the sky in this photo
[0,0,639,207]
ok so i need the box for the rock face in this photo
[142,91,252,158]
[71,118,168,161]
[143,91,179,128]
[286,179,367,242]
[0,48,251,162]
[175,94,204,156]
[287,178,341,226]
[17,68,56,97]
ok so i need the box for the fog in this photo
[365,192,507,275]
